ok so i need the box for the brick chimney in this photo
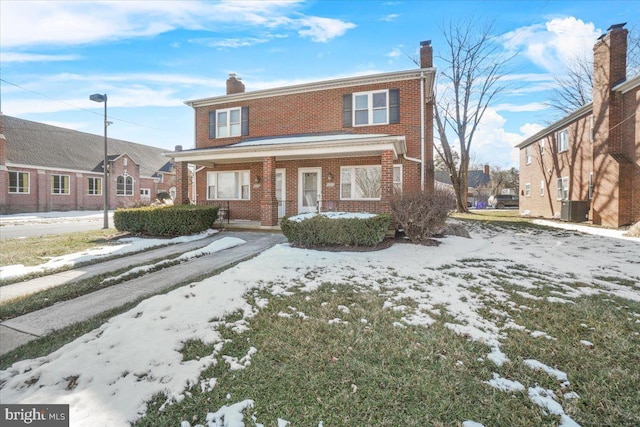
[593,23,627,154]
[483,164,490,176]
[226,73,245,95]
[420,40,433,68]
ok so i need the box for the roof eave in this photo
[184,68,436,108]
[516,103,593,149]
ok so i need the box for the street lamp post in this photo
[90,93,109,229]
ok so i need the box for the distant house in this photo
[170,41,437,226]
[517,23,639,228]
[435,165,491,206]
[0,115,176,214]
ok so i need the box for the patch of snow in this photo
[463,421,485,427]
[483,373,525,392]
[287,211,377,222]
[524,359,568,382]
[580,340,594,347]
[487,347,509,367]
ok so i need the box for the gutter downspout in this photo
[420,71,425,191]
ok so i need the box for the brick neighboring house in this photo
[170,41,436,226]
[0,115,176,214]
[517,23,639,228]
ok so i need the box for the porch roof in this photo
[167,133,407,167]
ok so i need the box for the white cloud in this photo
[380,14,400,22]
[0,52,80,63]
[296,16,357,42]
[0,0,355,49]
[190,37,271,49]
[502,17,601,74]
[493,102,549,113]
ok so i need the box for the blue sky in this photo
[1,0,638,168]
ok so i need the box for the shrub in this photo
[626,221,640,238]
[280,213,391,247]
[156,191,171,202]
[114,205,218,237]
[390,189,454,243]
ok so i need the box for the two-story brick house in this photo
[517,23,639,228]
[170,41,436,226]
[0,115,176,214]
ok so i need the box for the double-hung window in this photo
[525,183,531,197]
[340,166,381,200]
[117,174,134,196]
[87,177,102,195]
[207,171,250,200]
[556,176,569,200]
[51,174,70,195]
[525,146,531,165]
[9,171,29,193]
[217,107,241,138]
[588,172,594,200]
[557,129,569,153]
[354,90,389,126]
[540,180,545,196]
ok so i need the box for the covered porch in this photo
[170,133,410,226]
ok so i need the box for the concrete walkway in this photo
[0,231,286,356]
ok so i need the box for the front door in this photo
[276,169,286,218]
[298,168,321,214]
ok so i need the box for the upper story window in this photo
[343,89,399,127]
[557,129,569,153]
[525,146,531,165]
[51,174,70,195]
[540,140,545,155]
[9,171,30,194]
[589,115,594,143]
[117,174,134,196]
[209,107,249,139]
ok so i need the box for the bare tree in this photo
[490,166,519,195]
[434,19,512,212]
[548,22,640,117]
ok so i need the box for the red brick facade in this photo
[176,42,436,226]
[518,24,639,228]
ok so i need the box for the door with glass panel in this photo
[276,169,286,218]
[298,168,321,214]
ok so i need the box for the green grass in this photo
[133,280,640,427]
[1,228,118,268]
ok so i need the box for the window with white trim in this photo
[217,107,241,138]
[9,171,29,194]
[87,177,102,195]
[117,174,134,196]
[589,115,594,143]
[556,176,569,200]
[51,174,70,195]
[207,171,250,200]
[340,166,381,200]
[525,146,531,165]
[525,183,531,197]
[540,140,545,155]
[393,165,402,193]
[540,180,545,196]
[353,90,388,126]
[588,172,594,200]
[557,129,569,153]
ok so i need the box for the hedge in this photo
[280,213,391,247]
[114,205,219,237]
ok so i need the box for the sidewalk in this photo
[0,231,286,356]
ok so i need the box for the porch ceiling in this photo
[168,134,407,167]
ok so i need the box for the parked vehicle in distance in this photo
[488,194,519,209]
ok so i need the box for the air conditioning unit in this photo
[560,201,590,222]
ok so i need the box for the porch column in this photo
[175,160,190,205]
[261,156,278,226]
[380,150,394,214]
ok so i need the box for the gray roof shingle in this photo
[2,115,169,177]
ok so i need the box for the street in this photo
[0,211,114,240]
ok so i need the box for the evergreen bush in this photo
[114,205,218,237]
[280,214,390,247]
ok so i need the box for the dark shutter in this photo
[208,111,216,138]
[342,94,352,127]
[241,106,249,136]
[389,89,400,124]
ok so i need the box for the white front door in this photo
[276,169,286,218]
[298,168,321,214]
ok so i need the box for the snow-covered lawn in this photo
[0,230,218,281]
[1,221,639,426]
